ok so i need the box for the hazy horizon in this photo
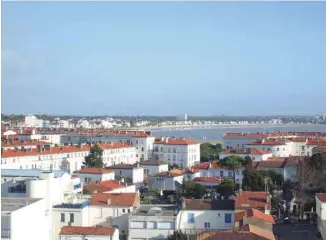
[2,2,326,116]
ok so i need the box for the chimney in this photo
[165,137,169,143]
[107,198,111,206]
[93,189,98,194]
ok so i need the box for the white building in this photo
[83,180,137,194]
[1,197,51,240]
[1,140,53,151]
[52,199,90,240]
[74,168,115,184]
[316,193,326,240]
[129,132,155,162]
[128,205,177,240]
[219,148,273,162]
[139,160,169,177]
[107,163,144,184]
[153,137,200,168]
[18,131,63,145]
[246,139,290,157]
[176,199,235,234]
[151,169,185,191]
[194,161,244,187]
[59,226,119,240]
[88,192,140,237]
[24,115,39,127]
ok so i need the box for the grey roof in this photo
[1,169,68,178]
[183,199,235,211]
[1,197,43,212]
[132,205,178,216]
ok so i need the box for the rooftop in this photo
[60,226,116,236]
[1,197,42,213]
[74,168,112,174]
[235,191,271,210]
[1,169,68,178]
[84,180,126,193]
[139,160,168,166]
[255,158,287,169]
[220,148,271,155]
[154,137,198,145]
[132,205,178,216]
[193,177,223,183]
[316,193,326,203]
[90,193,138,206]
[107,163,138,169]
[183,199,235,211]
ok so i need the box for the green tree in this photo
[200,143,222,162]
[243,156,253,169]
[267,169,283,186]
[169,163,180,170]
[216,178,236,197]
[220,155,244,169]
[242,169,266,191]
[168,231,188,240]
[179,181,206,199]
[83,144,104,168]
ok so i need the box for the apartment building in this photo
[245,139,290,157]
[1,197,51,240]
[219,148,273,162]
[1,140,53,151]
[176,199,235,234]
[128,205,177,240]
[153,137,200,168]
[59,226,119,240]
[316,193,326,240]
[88,193,140,237]
[1,143,137,174]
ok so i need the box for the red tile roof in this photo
[155,168,185,177]
[220,148,271,155]
[193,177,223,183]
[247,140,284,146]
[246,209,275,224]
[316,193,326,203]
[74,168,112,174]
[154,137,198,145]
[107,163,136,169]
[84,180,124,193]
[90,192,138,206]
[192,161,242,171]
[237,225,276,240]
[60,226,115,236]
[256,158,286,169]
[235,191,271,211]
[2,140,50,147]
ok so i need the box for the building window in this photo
[228,172,233,177]
[218,213,220,217]
[173,155,176,161]
[188,213,195,223]
[61,213,65,222]
[173,148,177,153]
[136,140,139,144]
[225,213,232,223]
[161,147,163,152]
[122,209,125,213]
[70,213,74,223]
[204,222,210,228]
[142,147,144,152]
[220,171,224,177]
[128,209,130,213]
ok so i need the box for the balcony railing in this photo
[8,186,26,193]
[74,183,81,190]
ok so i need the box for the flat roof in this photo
[1,197,42,213]
[132,205,178,216]
[1,169,68,178]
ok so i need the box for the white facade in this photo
[131,136,155,162]
[316,194,326,240]
[139,161,169,177]
[153,138,200,168]
[24,115,39,127]
[74,171,115,184]
[52,200,90,240]
[108,165,144,184]
[176,209,234,232]
[199,167,244,187]
[1,197,51,240]
[245,142,290,157]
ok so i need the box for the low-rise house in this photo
[194,161,244,187]
[128,205,177,240]
[88,193,140,237]
[107,163,144,184]
[176,199,235,234]
[1,197,51,240]
[246,139,289,157]
[52,199,90,240]
[235,209,275,231]
[316,193,326,240]
[84,180,136,194]
[183,168,200,181]
[139,160,169,177]
[151,169,185,191]
[59,226,119,240]
[197,224,276,240]
[219,148,273,162]
[255,157,286,175]
[192,177,223,188]
[235,191,271,214]
[74,168,115,184]
[283,156,306,182]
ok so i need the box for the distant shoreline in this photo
[125,123,319,132]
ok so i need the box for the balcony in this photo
[1,229,10,239]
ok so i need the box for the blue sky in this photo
[2,2,326,116]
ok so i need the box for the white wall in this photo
[106,185,137,194]
[75,172,115,184]
[246,144,290,157]
[131,137,155,162]
[10,198,51,240]
[140,164,169,176]
[176,210,234,232]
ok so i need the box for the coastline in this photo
[125,123,318,132]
